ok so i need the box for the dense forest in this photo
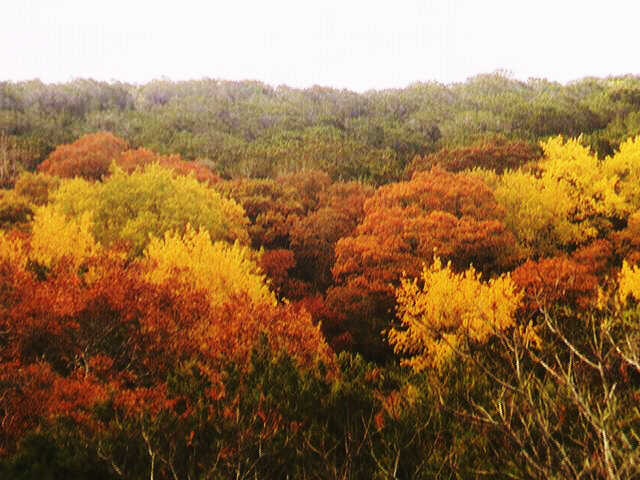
[1,73,640,479]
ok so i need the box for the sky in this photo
[2,0,639,92]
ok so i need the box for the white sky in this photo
[2,0,639,92]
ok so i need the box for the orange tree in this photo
[328,168,516,359]
[38,132,221,184]
[37,132,129,180]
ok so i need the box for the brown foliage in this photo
[278,170,332,212]
[0,133,38,188]
[214,177,304,250]
[405,137,541,177]
[13,171,60,206]
[610,212,640,266]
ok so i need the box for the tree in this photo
[214,177,304,250]
[389,258,523,371]
[511,256,599,315]
[48,163,248,256]
[289,181,373,292]
[405,137,541,177]
[602,134,640,212]
[0,222,334,478]
[495,136,631,258]
[328,168,515,359]
[116,147,221,185]
[143,226,274,308]
[37,132,129,181]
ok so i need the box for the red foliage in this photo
[570,239,615,278]
[290,181,374,291]
[0,253,209,452]
[0,234,335,454]
[0,361,107,453]
[258,248,310,299]
[294,294,354,353]
[511,256,599,314]
[38,132,129,180]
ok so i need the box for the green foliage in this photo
[4,73,637,185]
[0,432,116,480]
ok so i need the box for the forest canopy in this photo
[2,73,640,479]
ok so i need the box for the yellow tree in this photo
[603,134,640,211]
[49,163,248,256]
[389,258,523,371]
[496,136,630,258]
[143,226,275,308]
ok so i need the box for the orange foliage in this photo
[0,231,334,454]
[116,147,221,184]
[290,181,373,291]
[367,168,505,221]
[38,131,129,180]
[329,169,515,359]
[37,132,221,184]
[197,295,334,376]
[511,256,599,314]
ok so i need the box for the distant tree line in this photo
[1,73,640,186]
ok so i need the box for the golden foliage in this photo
[29,205,101,271]
[0,204,100,272]
[0,230,28,269]
[496,136,633,257]
[618,260,640,304]
[144,225,275,308]
[540,136,627,222]
[389,258,522,372]
[603,134,640,211]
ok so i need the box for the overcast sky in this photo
[2,0,639,91]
